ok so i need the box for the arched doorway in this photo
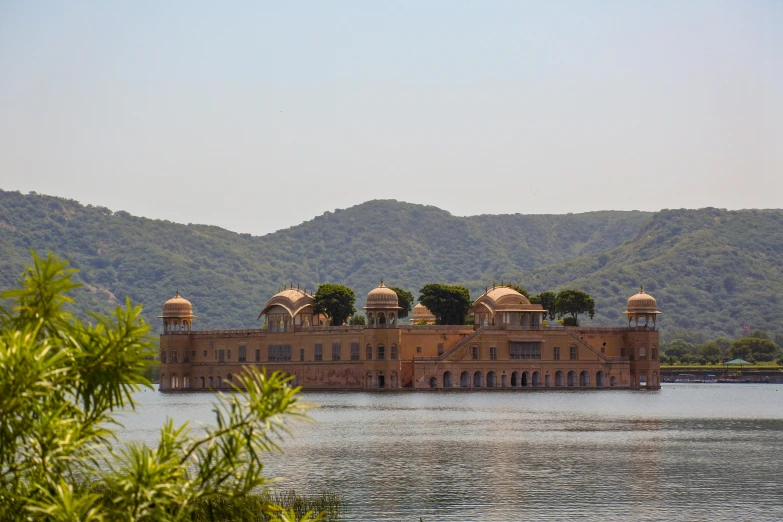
[216,376,222,388]
[159,374,166,390]
[567,371,576,387]
[579,371,589,387]
[596,371,605,387]
[511,371,519,387]
[521,371,529,387]
[208,376,213,388]
[487,371,497,388]
[610,375,617,387]
[199,376,205,389]
[366,372,373,389]
[170,374,176,389]
[532,371,541,386]
[429,376,437,388]
[377,372,385,389]
[460,371,470,387]
[443,371,453,388]
[390,372,398,388]
[473,371,484,388]
[555,371,564,387]
[639,372,647,387]
[651,371,659,387]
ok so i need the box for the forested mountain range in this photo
[1,189,781,341]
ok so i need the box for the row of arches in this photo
[160,373,233,390]
[429,370,618,388]
[163,319,192,333]
[366,312,397,327]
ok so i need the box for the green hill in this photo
[519,208,783,339]
[2,189,781,341]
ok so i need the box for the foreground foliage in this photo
[0,252,322,521]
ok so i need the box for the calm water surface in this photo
[119,385,783,521]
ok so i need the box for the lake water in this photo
[120,384,783,521]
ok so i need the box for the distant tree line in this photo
[660,330,783,365]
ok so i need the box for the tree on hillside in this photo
[697,341,723,364]
[663,339,697,359]
[530,291,558,321]
[418,284,472,325]
[0,252,317,522]
[727,337,781,362]
[555,289,595,326]
[388,286,414,319]
[313,284,356,326]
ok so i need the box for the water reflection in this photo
[120,385,783,521]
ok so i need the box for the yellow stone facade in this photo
[159,284,661,392]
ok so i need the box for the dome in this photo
[161,291,194,318]
[364,281,401,310]
[258,287,315,319]
[470,285,540,315]
[412,303,436,323]
[625,287,660,314]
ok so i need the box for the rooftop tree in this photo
[555,289,595,326]
[530,291,558,321]
[388,286,414,319]
[418,284,472,325]
[313,284,356,326]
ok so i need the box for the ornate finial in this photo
[175,289,180,298]
[640,285,645,293]
[380,279,385,287]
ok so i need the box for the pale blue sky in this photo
[1,1,781,234]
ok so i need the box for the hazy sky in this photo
[1,1,781,235]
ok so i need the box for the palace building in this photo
[158,284,661,391]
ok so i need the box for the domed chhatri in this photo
[160,291,195,333]
[469,285,546,328]
[258,286,320,332]
[364,280,401,327]
[624,286,661,329]
[412,303,436,325]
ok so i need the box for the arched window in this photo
[610,375,617,387]
[473,371,484,388]
[639,346,647,359]
[472,346,479,360]
[390,344,398,360]
[160,350,167,364]
[377,344,385,360]
[580,370,589,387]
[651,347,658,360]
[366,344,373,360]
[159,374,166,390]
[460,371,470,387]
[567,371,576,386]
[532,371,541,386]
